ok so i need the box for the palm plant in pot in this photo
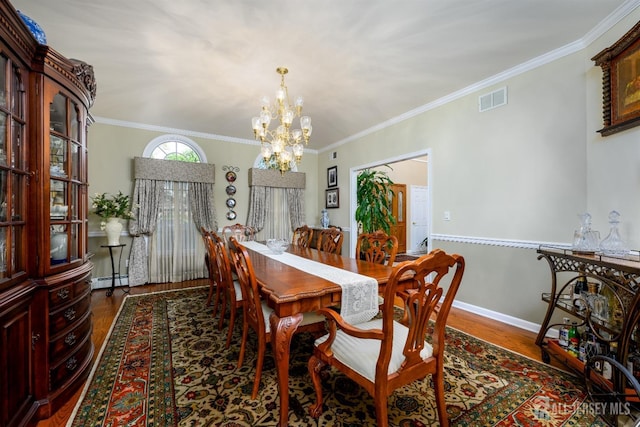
[355,167,396,235]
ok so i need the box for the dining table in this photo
[240,241,398,427]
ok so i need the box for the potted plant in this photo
[91,191,134,245]
[355,167,396,235]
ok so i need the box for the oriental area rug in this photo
[67,287,605,426]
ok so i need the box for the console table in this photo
[536,246,640,423]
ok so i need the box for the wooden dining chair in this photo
[318,227,344,254]
[355,230,399,266]
[308,249,465,427]
[210,232,244,348]
[292,225,314,248]
[221,223,256,244]
[201,227,219,307]
[227,236,326,399]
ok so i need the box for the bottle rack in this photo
[536,246,640,410]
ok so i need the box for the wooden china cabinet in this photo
[0,1,96,426]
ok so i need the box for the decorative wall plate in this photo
[225,171,237,182]
[226,198,236,208]
[226,210,237,220]
[225,184,236,196]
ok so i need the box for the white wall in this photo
[586,12,640,246]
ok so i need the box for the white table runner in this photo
[242,241,379,324]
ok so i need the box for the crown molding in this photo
[93,116,319,154]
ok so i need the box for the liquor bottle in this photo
[573,276,587,311]
[558,317,570,348]
[568,322,579,357]
[586,282,609,322]
[602,342,617,381]
[627,340,637,379]
[583,326,600,362]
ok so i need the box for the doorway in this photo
[409,185,429,253]
[349,149,431,257]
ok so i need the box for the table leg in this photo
[269,312,303,427]
[106,246,116,297]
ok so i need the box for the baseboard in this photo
[91,275,129,290]
[453,299,557,339]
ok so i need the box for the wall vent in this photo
[479,87,507,112]
[330,151,337,160]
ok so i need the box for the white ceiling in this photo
[9,0,638,152]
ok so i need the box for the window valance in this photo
[133,157,215,183]
[248,168,305,189]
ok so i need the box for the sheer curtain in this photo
[257,188,291,241]
[128,157,217,286]
[246,168,306,240]
[148,181,207,283]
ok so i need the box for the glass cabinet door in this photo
[0,53,26,288]
[48,90,85,269]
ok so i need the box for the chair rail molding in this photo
[431,233,569,250]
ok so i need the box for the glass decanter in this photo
[599,210,629,257]
[572,212,599,254]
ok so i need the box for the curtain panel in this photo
[246,168,306,238]
[128,157,217,286]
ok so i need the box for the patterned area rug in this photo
[68,287,604,426]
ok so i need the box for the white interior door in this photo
[409,185,429,253]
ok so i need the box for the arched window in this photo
[143,134,206,163]
[129,135,215,286]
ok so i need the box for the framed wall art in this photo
[593,20,640,136]
[325,188,339,209]
[327,166,338,188]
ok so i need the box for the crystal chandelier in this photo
[252,67,312,174]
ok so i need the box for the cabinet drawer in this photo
[49,291,91,334]
[49,311,92,364]
[49,276,90,308]
[49,337,92,391]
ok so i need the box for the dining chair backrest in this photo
[227,236,265,343]
[292,225,314,248]
[308,249,465,427]
[318,227,343,254]
[201,227,219,306]
[212,231,245,347]
[355,231,399,266]
[222,223,256,244]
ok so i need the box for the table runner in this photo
[242,241,379,324]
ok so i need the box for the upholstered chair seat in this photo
[315,317,433,382]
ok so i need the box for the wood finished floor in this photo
[36,279,563,427]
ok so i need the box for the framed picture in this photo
[593,20,640,136]
[325,188,339,209]
[327,166,338,188]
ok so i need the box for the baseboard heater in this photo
[91,275,129,290]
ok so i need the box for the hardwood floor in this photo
[37,279,556,427]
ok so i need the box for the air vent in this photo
[330,151,337,160]
[479,87,507,112]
